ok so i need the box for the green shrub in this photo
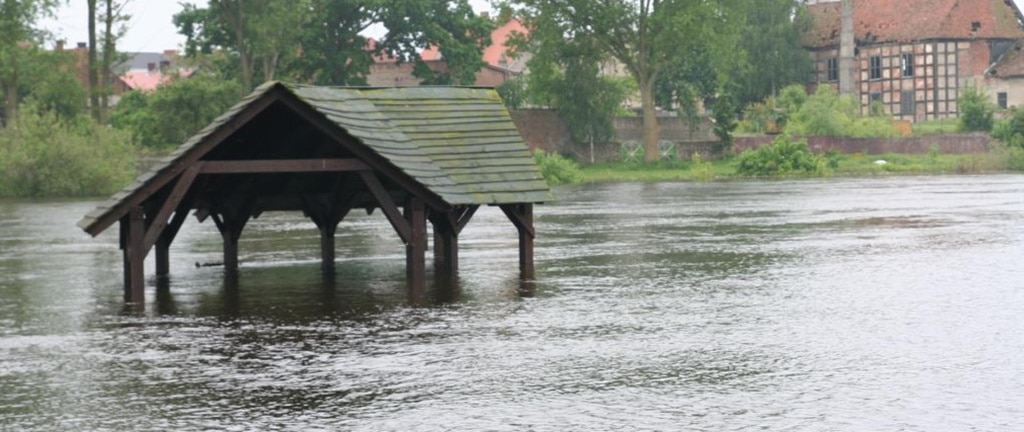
[992,107,1024,148]
[735,134,822,176]
[784,86,895,138]
[533,149,583,185]
[958,86,995,132]
[0,103,137,197]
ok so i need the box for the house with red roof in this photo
[802,0,1024,121]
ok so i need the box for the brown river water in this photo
[1,175,1023,431]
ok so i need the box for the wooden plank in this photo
[200,159,370,174]
[142,164,202,252]
[359,171,411,243]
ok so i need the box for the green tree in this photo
[175,0,311,91]
[958,86,995,132]
[732,0,812,108]
[109,74,243,149]
[376,0,493,85]
[520,32,633,163]
[0,0,61,127]
[513,0,744,162]
[21,49,88,121]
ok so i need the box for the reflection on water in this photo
[2,176,1024,431]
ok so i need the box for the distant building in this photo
[802,0,1024,121]
[367,16,528,87]
[118,50,192,92]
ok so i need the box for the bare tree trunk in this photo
[99,0,115,124]
[222,1,254,91]
[640,76,660,162]
[3,80,18,128]
[262,53,279,83]
[87,0,100,122]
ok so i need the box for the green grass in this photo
[578,151,1020,183]
[912,118,960,135]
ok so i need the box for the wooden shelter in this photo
[78,82,551,303]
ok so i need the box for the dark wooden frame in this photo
[108,87,539,305]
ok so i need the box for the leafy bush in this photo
[784,86,896,138]
[533,149,583,185]
[992,107,1024,148]
[0,103,137,197]
[958,86,995,132]
[110,74,243,149]
[735,134,822,176]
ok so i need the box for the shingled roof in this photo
[78,82,551,236]
[802,0,1024,49]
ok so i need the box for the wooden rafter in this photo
[359,171,411,244]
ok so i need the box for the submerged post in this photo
[124,206,146,303]
[500,203,535,281]
[406,198,427,293]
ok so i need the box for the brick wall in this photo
[510,108,992,163]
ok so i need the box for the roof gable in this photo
[803,0,1024,48]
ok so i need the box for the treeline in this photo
[0,0,496,198]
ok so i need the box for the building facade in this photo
[803,0,1024,121]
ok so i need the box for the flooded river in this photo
[2,175,1023,431]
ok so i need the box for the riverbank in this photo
[579,149,1024,183]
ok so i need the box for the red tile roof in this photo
[803,0,1024,48]
[122,69,193,91]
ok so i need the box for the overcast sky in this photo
[45,0,494,53]
[44,0,1024,53]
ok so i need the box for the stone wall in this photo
[510,108,993,163]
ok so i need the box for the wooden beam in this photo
[455,205,479,234]
[359,171,411,243]
[200,158,370,174]
[85,85,287,237]
[143,164,201,252]
[500,204,536,239]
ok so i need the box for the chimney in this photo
[147,62,156,72]
[839,0,856,96]
[55,40,65,51]
[163,49,178,58]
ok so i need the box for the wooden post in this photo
[125,206,146,303]
[155,236,170,277]
[155,207,191,278]
[518,204,535,281]
[432,221,458,274]
[303,192,352,274]
[500,203,536,281]
[319,223,337,273]
[212,211,248,273]
[405,198,427,294]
